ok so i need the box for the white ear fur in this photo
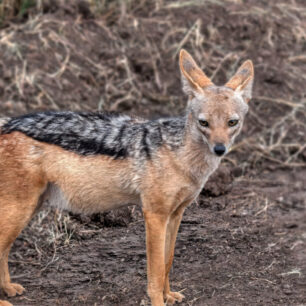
[225,60,254,103]
[181,74,202,96]
[236,75,253,102]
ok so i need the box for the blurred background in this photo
[0,1,305,305]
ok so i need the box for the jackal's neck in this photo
[178,117,220,184]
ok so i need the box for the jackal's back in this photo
[1,111,186,159]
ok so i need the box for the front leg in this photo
[143,209,168,306]
[164,206,186,305]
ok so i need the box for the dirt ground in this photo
[0,0,305,305]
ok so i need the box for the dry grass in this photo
[0,0,38,20]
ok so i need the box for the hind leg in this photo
[0,193,45,300]
[0,249,24,297]
[0,131,47,304]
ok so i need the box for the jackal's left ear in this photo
[179,49,213,96]
[225,60,254,103]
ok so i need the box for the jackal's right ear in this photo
[225,60,254,103]
[179,49,213,96]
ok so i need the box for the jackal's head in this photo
[179,49,254,157]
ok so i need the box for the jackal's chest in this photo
[180,157,221,206]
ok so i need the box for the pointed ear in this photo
[225,60,254,103]
[179,49,213,96]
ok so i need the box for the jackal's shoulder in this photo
[1,111,185,159]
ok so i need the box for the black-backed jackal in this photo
[0,50,254,306]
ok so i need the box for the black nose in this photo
[214,144,226,156]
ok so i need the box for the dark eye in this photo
[228,119,239,127]
[199,120,209,127]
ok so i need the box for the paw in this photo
[164,291,185,305]
[0,300,13,306]
[3,283,25,297]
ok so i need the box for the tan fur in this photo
[0,50,254,306]
[179,50,213,90]
[0,131,213,305]
[41,142,140,213]
[0,301,13,306]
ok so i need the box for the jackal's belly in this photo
[40,142,142,214]
[44,182,141,214]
